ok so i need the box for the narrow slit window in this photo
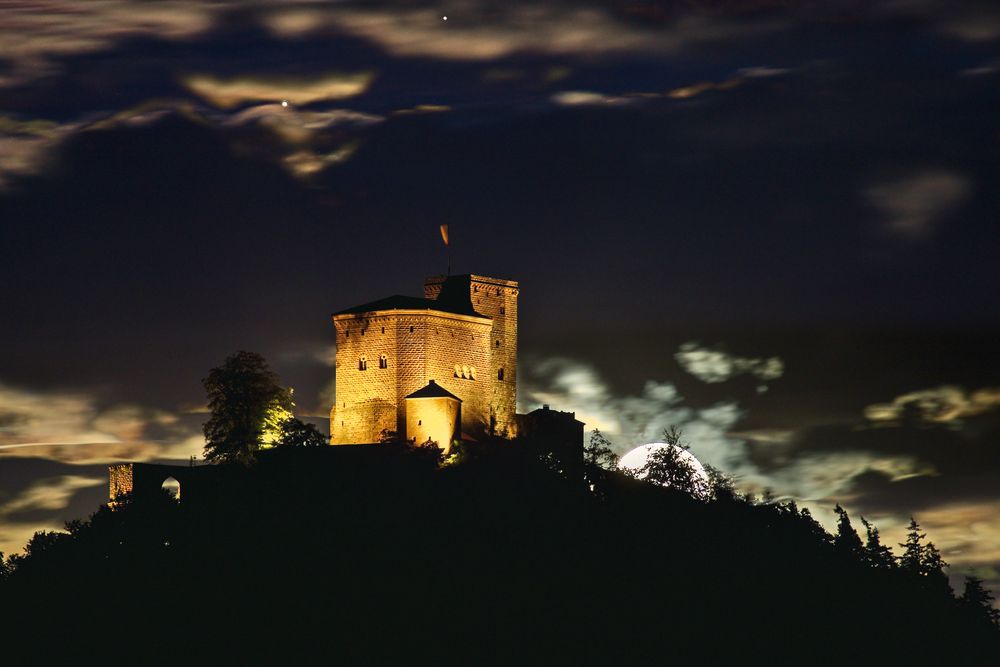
[379,354,388,369]
[498,368,505,381]
[359,356,368,371]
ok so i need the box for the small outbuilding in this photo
[404,380,462,453]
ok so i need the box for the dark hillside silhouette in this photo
[2,438,999,665]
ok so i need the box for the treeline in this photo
[2,430,999,664]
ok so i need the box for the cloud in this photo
[0,475,103,517]
[865,170,972,241]
[182,72,375,109]
[675,342,784,385]
[550,91,632,107]
[0,1,215,88]
[522,357,746,469]
[0,101,379,188]
[262,4,784,61]
[520,356,939,513]
[864,385,1000,424]
[0,380,202,465]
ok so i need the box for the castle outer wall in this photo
[330,274,518,445]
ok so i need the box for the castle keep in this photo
[330,274,519,447]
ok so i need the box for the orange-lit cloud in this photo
[864,386,1000,423]
[0,1,215,87]
[261,4,783,60]
[182,72,375,109]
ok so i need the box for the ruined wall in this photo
[425,275,519,437]
[109,463,134,501]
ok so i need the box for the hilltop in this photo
[2,441,998,665]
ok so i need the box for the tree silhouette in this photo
[899,517,925,572]
[583,429,618,470]
[960,576,1000,628]
[833,505,864,561]
[633,427,709,499]
[276,417,328,448]
[860,517,896,570]
[899,517,950,592]
[202,351,293,464]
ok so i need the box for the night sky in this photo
[2,0,1000,597]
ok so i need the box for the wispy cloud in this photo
[864,385,1000,423]
[865,169,972,241]
[675,342,784,386]
[182,72,375,109]
[0,380,201,465]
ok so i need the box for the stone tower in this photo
[329,274,518,445]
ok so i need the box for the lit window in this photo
[498,368,505,381]
[379,354,388,369]
[359,356,367,371]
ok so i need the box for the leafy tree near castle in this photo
[275,417,328,448]
[202,351,293,464]
[584,429,618,470]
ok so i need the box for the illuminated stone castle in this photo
[329,274,519,447]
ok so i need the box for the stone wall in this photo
[425,274,519,437]
[330,309,492,444]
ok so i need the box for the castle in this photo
[329,274,519,449]
[108,271,584,503]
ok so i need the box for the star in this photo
[281,100,289,108]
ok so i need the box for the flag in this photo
[440,224,449,246]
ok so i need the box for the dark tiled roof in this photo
[332,275,488,318]
[405,380,461,401]
[431,275,483,317]
[333,294,437,316]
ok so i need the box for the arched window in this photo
[161,477,181,501]
[359,356,368,371]
[469,367,477,380]
[379,354,388,369]
[498,368,505,381]
[462,365,470,379]
[454,364,461,378]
